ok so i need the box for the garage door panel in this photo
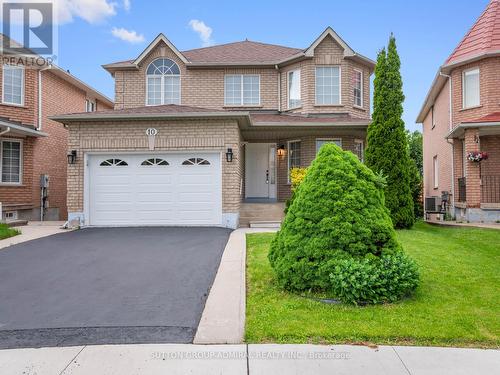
[89,153,221,226]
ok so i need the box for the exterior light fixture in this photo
[67,150,77,164]
[226,148,234,162]
[277,145,285,157]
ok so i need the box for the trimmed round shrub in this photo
[268,143,419,304]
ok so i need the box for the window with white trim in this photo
[315,66,340,105]
[354,139,364,162]
[433,155,439,189]
[146,58,181,105]
[1,140,22,183]
[353,69,363,107]
[224,74,260,106]
[315,138,341,154]
[288,70,301,109]
[85,99,96,112]
[462,68,479,109]
[287,140,301,182]
[2,65,24,105]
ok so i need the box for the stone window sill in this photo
[459,105,482,112]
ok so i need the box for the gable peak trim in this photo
[133,33,189,66]
[304,26,355,57]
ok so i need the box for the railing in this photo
[458,177,466,202]
[481,175,500,204]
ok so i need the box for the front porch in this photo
[448,119,500,222]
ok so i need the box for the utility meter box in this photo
[40,174,49,188]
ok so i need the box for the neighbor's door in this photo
[245,143,277,199]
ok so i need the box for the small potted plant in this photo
[467,151,488,162]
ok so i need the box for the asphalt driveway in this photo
[0,227,231,349]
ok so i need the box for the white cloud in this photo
[53,0,117,24]
[123,0,131,11]
[111,27,144,43]
[188,19,214,47]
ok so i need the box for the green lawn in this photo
[246,222,500,348]
[0,223,19,240]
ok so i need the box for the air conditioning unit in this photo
[425,196,442,213]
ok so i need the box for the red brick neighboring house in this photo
[0,60,113,222]
[417,0,500,223]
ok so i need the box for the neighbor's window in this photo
[462,68,480,109]
[1,140,22,184]
[288,70,301,109]
[353,69,363,107]
[224,74,260,106]
[315,138,341,154]
[431,105,435,129]
[433,155,439,189]
[85,99,96,112]
[2,65,24,106]
[354,139,364,162]
[287,140,301,182]
[146,58,181,105]
[315,66,340,105]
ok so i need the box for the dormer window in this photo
[146,58,181,105]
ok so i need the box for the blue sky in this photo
[52,0,489,131]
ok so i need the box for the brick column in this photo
[464,128,481,208]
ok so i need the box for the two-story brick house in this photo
[0,43,113,222]
[417,0,500,223]
[53,27,374,228]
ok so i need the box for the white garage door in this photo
[87,153,222,226]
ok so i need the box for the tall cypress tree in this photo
[365,35,414,229]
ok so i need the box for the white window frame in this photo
[85,99,96,112]
[287,69,301,109]
[315,138,342,154]
[145,59,181,106]
[315,65,341,106]
[2,65,25,106]
[353,69,363,108]
[287,140,301,183]
[0,138,23,185]
[224,74,261,106]
[462,68,480,109]
[433,155,439,189]
[354,139,364,162]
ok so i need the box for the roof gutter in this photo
[0,120,48,137]
[50,111,251,122]
[445,122,500,139]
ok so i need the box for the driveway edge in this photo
[194,228,277,344]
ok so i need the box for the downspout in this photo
[275,65,281,112]
[0,127,11,136]
[440,71,454,213]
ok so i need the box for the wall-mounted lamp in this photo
[474,135,480,144]
[67,150,77,164]
[226,148,234,162]
[277,144,285,157]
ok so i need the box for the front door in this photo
[245,143,277,199]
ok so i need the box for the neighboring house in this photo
[417,0,500,223]
[53,27,374,229]
[0,49,114,222]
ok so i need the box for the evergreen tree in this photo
[365,35,414,228]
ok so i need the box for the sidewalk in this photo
[426,219,500,230]
[0,221,70,250]
[0,343,498,375]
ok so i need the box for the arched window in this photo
[182,157,210,166]
[141,158,169,166]
[146,58,181,105]
[100,158,128,166]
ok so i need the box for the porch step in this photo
[249,221,281,228]
[3,219,28,227]
[239,202,285,227]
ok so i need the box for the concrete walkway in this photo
[0,343,498,374]
[194,228,277,344]
[0,221,69,250]
[426,219,500,230]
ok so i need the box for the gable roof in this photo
[445,0,500,66]
[103,27,375,72]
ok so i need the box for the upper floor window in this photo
[85,99,96,112]
[146,58,180,106]
[2,65,24,106]
[224,74,260,106]
[462,68,479,109]
[1,140,22,184]
[353,69,363,107]
[288,70,301,109]
[315,66,340,105]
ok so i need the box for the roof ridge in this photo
[182,39,303,53]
